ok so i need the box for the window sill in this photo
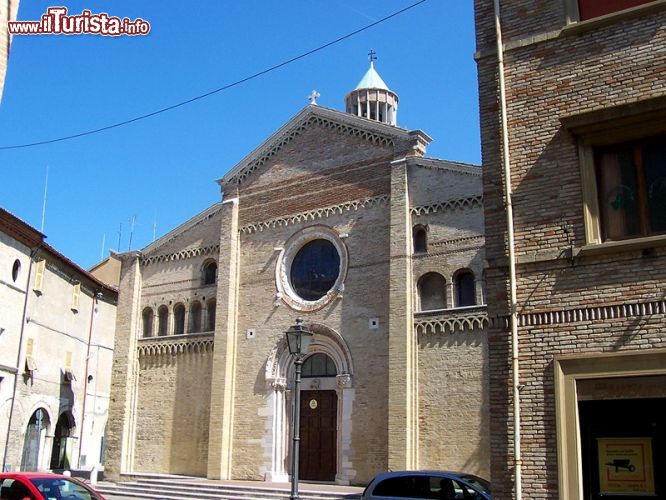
[578,234,666,256]
[562,0,666,36]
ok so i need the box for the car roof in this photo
[0,472,77,479]
[377,470,470,475]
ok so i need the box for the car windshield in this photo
[459,474,491,495]
[29,477,97,500]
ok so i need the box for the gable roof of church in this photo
[218,104,431,188]
[140,201,224,257]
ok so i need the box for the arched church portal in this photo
[264,323,354,484]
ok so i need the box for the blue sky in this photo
[1,1,480,269]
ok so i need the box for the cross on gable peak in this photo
[308,90,320,105]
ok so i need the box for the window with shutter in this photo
[33,259,46,293]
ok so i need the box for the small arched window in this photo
[455,270,476,307]
[157,306,169,336]
[203,261,218,285]
[206,299,216,332]
[418,272,447,311]
[302,353,337,377]
[173,303,185,335]
[189,301,202,333]
[142,307,154,337]
[413,225,428,253]
[12,259,21,282]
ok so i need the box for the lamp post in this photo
[285,317,313,500]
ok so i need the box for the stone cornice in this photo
[415,305,489,335]
[429,235,485,248]
[490,298,666,330]
[137,333,214,357]
[219,105,431,187]
[141,244,219,266]
[407,157,482,176]
[411,195,483,216]
[240,195,390,234]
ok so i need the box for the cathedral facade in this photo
[105,63,489,485]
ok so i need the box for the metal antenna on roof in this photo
[128,215,136,251]
[100,233,106,261]
[117,223,122,251]
[40,165,49,233]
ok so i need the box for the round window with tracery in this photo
[290,239,340,301]
[276,226,348,312]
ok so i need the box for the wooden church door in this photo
[299,390,337,481]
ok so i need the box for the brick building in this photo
[105,62,490,485]
[475,1,666,498]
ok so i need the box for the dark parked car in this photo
[362,470,491,499]
[0,473,106,500]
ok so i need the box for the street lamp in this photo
[285,317,313,500]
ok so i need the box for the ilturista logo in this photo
[8,7,151,36]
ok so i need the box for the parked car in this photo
[362,470,491,499]
[0,472,106,500]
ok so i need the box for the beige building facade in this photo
[0,208,118,475]
[106,65,490,486]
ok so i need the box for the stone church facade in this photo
[106,64,489,485]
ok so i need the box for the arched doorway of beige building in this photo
[20,408,51,471]
[264,323,354,484]
[50,411,76,470]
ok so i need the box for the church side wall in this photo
[134,351,212,476]
[129,208,222,475]
[418,329,489,477]
[408,161,489,477]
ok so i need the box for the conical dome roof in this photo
[345,55,398,126]
[354,61,390,91]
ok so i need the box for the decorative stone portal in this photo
[264,323,355,484]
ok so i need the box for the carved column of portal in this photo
[335,374,354,485]
[265,377,288,482]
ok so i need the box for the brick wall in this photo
[133,352,212,476]
[418,329,490,478]
[475,1,666,497]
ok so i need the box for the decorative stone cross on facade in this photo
[368,49,377,62]
[308,90,320,105]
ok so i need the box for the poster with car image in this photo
[597,437,655,495]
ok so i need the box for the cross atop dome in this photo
[344,52,399,126]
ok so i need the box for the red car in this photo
[0,472,106,500]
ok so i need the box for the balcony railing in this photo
[415,305,488,335]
